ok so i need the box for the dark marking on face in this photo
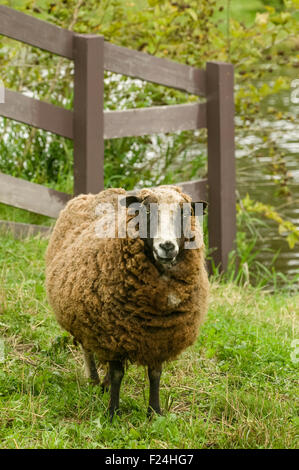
[120,195,207,268]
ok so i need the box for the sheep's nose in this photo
[159,241,176,253]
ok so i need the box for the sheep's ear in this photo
[191,201,208,214]
[120,195,142,208]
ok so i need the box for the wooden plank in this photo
[0,5,205,94]
[104,102,206,139]
[0,220,52,238]
[73,34,105,195]
[0,172,71,218]
[126,179,208,201]
[0,88,73,139]
[206,61,236,272]
[0,5,74,58]
[104,42,206,96]
[0,90,205,141]
[179,178,208,202]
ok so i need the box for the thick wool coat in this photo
[45,186,209,368]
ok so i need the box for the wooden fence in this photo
[0,5,235,271]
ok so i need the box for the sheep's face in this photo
[121,189,207,268]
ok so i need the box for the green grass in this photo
[0,232,298,449]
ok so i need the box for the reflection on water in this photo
[236,71,299,278]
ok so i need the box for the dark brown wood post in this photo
[73,34,104,195]
[206,61,236,272]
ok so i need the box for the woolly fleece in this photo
[45,186,209,368]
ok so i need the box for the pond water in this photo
[236,69,299,279]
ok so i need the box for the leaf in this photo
[286,233,297,250]
[255,12,269,26]
[187,8,198,22]
[278,224,287,235]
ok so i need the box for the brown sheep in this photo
[45,185,209,419]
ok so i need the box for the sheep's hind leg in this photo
[108,360,124,420]
[83,349,100,384]
[147,365,162,417]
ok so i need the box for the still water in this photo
[236,71,298,278]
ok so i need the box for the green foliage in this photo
[260,0,285,7]
[240,194,299,249]
[210,198,299,290]
[0,0,216,191]
[0,0,297,191]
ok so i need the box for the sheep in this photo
[45,185,209,419]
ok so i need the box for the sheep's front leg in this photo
[109,360,124,420]
[83,349,100,384]
[147,365,162,417]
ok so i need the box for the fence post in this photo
[206,61,236,272]
[73,34,104,195]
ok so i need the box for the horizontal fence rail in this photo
[0,178,208,239]
[1,88,73,139]
[0,172,71,218]
[104,102,206,139]
[0,5,205,96]
[179,179,208,203]
[104,43,206,96]
[0,220,52,238]
[1,89,206,140]
[0,5,73,59]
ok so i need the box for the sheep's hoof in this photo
[101,371,110,393]
[101,382,110,394]
[108,407,120,422]
[147,406,162,419]
[88,377,100,386]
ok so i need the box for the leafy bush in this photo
[0,0,298,282]
[0,0,297,192]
